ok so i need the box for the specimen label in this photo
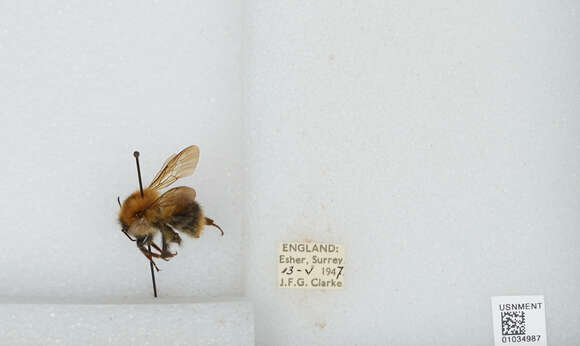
[278,242,344,289]
[491,296,546,346]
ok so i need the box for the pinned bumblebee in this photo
[117,145,223,272]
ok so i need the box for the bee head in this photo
[117,196,136,242]
[120,222,136,241]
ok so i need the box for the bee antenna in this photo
[117,196,121,208]
[122,229,137,242]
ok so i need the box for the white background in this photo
[245,1,579,345]
[1,1,579,345]
[0,1,244,297]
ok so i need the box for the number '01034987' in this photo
[491,296,546,346]
[502,335,541,343]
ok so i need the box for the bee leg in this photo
[160,225,179,259]
[136,237,162,271]
[169,228,182,245]
[205,217,224,236]
[148,241,162,254]
[139,236,163,256]
[137,246,161,271]
[148,241,171,261]
[161,226,182,246]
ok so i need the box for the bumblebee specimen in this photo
[118,145,223,271]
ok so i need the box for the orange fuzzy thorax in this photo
[118,188,160,231]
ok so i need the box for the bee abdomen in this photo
[168,201,205,238]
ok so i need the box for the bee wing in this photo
[150,186,197,213]
[148,145,200,190]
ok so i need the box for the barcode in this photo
[501,311,526,336]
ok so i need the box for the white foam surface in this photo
[0,297,254,346]
[245,1,580,345]
[0,1,244,297]
[2,1,580,345]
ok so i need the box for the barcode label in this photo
[491,296,546,346]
